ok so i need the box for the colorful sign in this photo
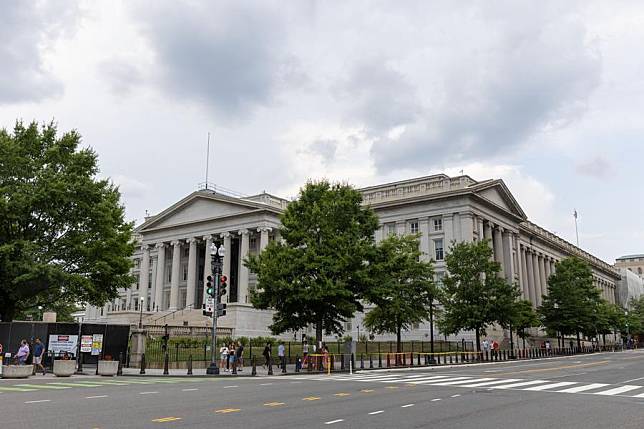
[48,334,78,357]
[91,334,104,356]
[80,335,93,353]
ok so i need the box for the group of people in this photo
[482,338,500,355]
[5,338,47,375]
[219,341,244,372]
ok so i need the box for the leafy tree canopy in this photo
[439,239,519,351]
[512,299,541,339]
[246,180,379,342]
[539,257,601,338]
[0,121,134,321]
[363,234,436,352]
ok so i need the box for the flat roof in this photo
[616,254,644,261]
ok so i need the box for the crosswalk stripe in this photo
[402,375,452,383]
[461,378,521,387]
[557,383,609,393]
[411,376,471,385]
[431,378,495,386]
[47,382,101,388]
[15,384,70,390]
[594,385,642,396]
[522,381,577,391]
[382,375,441,383]
[488,380,550,389]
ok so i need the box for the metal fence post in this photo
[117,352,123,376]
[163,353,169,375]
[187,354,193,375]
[140,353,146,375]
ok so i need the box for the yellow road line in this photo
[502,360,609,375]
[334,393,350,397]
[360,389,374,393]
[385,386,399,390]
[302,396,320,401]
[264,402,285,407]
[215,408,241,414]
[152,417,182,423]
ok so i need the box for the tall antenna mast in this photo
[205,132,211,190]
[573,209,579,247]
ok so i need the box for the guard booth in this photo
[0,322,130,368]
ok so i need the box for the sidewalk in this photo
[121,362,299,377]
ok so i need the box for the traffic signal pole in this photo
[206,244,223,375]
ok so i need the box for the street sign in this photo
[80,335,93,353]
[205,297,215,313]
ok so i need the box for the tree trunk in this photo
[315,321,323,349]
[429,304,435,354]
[396,325,402,353]
[576,331,581,349]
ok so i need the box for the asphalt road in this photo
[2,350,644,429]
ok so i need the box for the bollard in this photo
[410,353,414,367]
[308,355,313,372]
[252,356,257,376]
[417,353,421,366]
[117,352,123,376]
[330,355,335,373]
[77,352,83,374]
[449,354,453,364]
[378,353,382,368]
[340,354,345,371]
[502,350,506,360]
[402,353,406,366]
[369,354,374,369]
[140,352,146,374]
[295,355,301,373]
[163,353,169,375]
[360,354,364,370]
[268,357,273,375]
[187,355,193,375]
[386,354,391,368]
[351,353,355,373]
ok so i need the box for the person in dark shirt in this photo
[33,338,46,375]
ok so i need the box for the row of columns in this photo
[518,245,556,308]
[129,226,273,313]
[477,217,518,285]
[595,277,615,304]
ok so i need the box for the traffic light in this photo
[206,275,215,297]
[219,275,227,297]
[217,303,227,317]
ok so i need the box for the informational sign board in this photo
[80,335,93,353]
[205,297,215,313]
[48,334,78,357]
[91,334,104,356]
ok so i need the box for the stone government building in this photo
[84,174,620,342]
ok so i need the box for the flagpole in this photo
[573,210,579,247]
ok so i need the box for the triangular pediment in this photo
[138,192,270,231]
[472,180,527,220]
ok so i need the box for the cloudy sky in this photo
[2,0,643,263]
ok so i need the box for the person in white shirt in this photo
[278,342,286,370]
[219,344,229,372]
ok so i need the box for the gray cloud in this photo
[0,1,79,104]
[98,60,144,96]
[129,1,295,119]
[576,155,613,178]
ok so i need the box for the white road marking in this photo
[431,398,441,401]
[523,382,577,391]
[411,376,471,385]
[325,419,344,425]
[594,385,642,396]
[401,404,415,408]
[557,383,608,393]
[290,381,302,384]
[461,379,521,388]
[369,410,384,415]
[488,380,550,389]
[223,385,238,389]
[139,391,159,395]
[431,378,493,386]
[25,400,51,404]
[622,376,644,384]
[86,395,108,399]
[451,394,461,398]
[260,383,273,386]
[181,388,199,392]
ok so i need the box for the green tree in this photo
[512,299,541,348]
[539,257,601,348]
[246,181,379,344]
[363,234,436,353]
[439,240,519,352]
[0,121,134,321]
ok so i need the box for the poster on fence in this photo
[80,335,93,353]
[48,335,78,357]
[91,334,103,356]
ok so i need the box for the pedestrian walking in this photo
[262,343,272,369]
[545,340,551,356]
[16,339,30,365]
[33,338,46,375]
[302,339,309,366]
[236,341,244,371]
[219,343,229,372]
[278,341,286,370]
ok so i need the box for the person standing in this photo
[219,343,229,372]
[228,343,236,370]
[236,341,244,371]
[262,343,272,370]
[33,338,46,375]
[302,340,309,367]
[278,341,286,370]
[16,340,30,365]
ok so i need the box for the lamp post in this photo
[206,242,225,375]
[38,305,43,321]
[138,296,145,328]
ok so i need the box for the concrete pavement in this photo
[1,350,643,428]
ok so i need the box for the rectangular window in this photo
[182,264,188,281]
[250,237,257,250]
[434,239,444,261]
[386,223,396,236]
[435,272,445,288]
[135,274,140,290]
[409,221,419,234]
[184,247,190,257]
[433,218,443,231]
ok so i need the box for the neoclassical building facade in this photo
[85,174,619,341]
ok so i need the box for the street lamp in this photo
[206,242,225,375]
[138,296,145,328]
[38,305,43,321]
